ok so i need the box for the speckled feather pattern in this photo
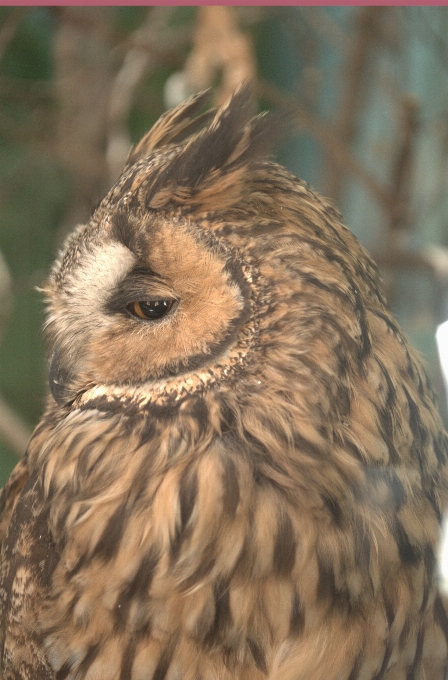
[1,85,448,680]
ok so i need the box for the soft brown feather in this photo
[1,87,448,680]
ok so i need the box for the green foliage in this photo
[1,8,54,81]
[0,8,65,479]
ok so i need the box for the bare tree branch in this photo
[50,6,188,70]
[184,6,256,105]
[257,79,393,213]
[388,94,420,235]
[325,7,385,203]
[106,8,175,182]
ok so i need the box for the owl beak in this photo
[48,346,76,406]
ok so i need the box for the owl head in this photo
[41,85,412,439]
[44,87,269,405]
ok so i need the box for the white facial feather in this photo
[49,240,135,345]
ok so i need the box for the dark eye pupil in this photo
[141,300,168,319]
[128,299,174,320]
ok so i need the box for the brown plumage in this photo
[1,85,448,680]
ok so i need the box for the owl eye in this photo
[127,299,175,321]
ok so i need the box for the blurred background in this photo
[1,6,448,484]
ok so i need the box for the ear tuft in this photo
[142,83,291,211]
[125,89,213,169]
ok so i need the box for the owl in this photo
[1,85,448,680]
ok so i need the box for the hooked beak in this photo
[48,345,77,406]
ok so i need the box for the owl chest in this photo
[5,409,444,680]
[33,422,306,678]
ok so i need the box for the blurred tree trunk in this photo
[54,7,116,234]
